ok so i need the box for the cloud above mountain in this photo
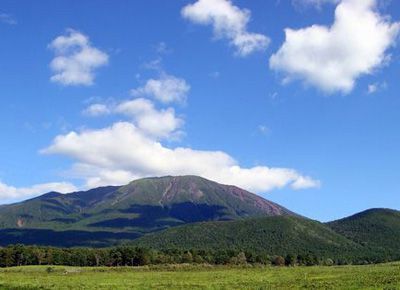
[49,29,109,86]
[43,121,320,193]
[85,97,184,140]
[83,73,186,141]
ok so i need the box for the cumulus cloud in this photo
[115,98,184,139]
[84,98,183,140]
[42,122,319,193]
[131,74,190,104]
[49,29,109,86]
[70,164,138,190]
[181,0,269,56]
[270,0,400,94]
[0,181,77,203]
[291,176,320,190]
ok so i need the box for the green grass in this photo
[0,263,400,289]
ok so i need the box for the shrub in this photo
[273,256,285,266]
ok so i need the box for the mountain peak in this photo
[116,175,294,216]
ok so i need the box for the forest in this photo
[0,244,393,268]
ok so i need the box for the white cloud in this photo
[131,74,190,104]
[82,72,190,136]
[42,122,319,193]
[70,164,138,190]
[49,29,109,86]
[291,176,320,190]
[181,0,269,56]
[0,13,17,25]
[115,98,184,139]
[84,98,184,140]
[83,103,111,116]
[0,181,77,203]
[270,0,400,94]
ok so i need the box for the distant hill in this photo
[132,215,363,260]
[327,208,400,260]
[0,176,295,246]
[133,209,400,262]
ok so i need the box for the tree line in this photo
[0,244,390,268]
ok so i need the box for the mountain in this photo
[1,175,398,262]
[132,215,363,260]
[0,175,295,247]
[133,208,400,262]
[327,208,400,260]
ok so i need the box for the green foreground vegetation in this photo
[0,263,400,290]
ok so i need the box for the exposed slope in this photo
[112,175,295,218]
[0,176,296,246]
[327,208,400,259]
[133,215,363,259]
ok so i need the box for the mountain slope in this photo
[327,208,400,259]
[133,215,363,259]
[0,176,295,246]
[0,186,120,230]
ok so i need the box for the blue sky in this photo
[0,0,400,221]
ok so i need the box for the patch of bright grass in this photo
[0,263,399,290]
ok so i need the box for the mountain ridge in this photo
[0,175,295,246]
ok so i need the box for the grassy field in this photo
[0,263,399,289]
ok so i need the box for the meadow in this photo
[0,263,399,290]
